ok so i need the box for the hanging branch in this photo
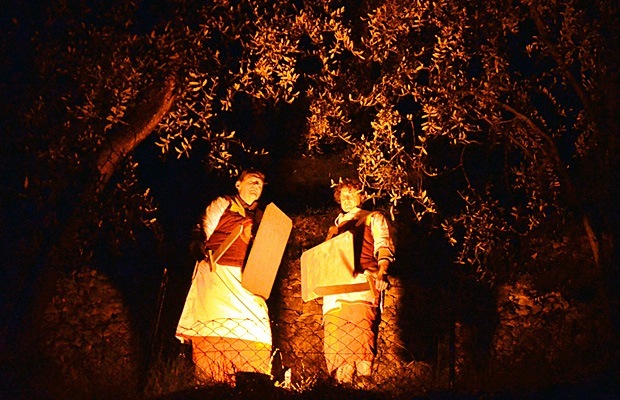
[468,91,600,269]
[525,1,595,121]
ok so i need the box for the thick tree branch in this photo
[97,77,176,191]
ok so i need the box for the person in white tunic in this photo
[176,170,271,385]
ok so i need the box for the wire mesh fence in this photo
[270,282,435,394]
[175,283,434,394]
[150,267,617,399]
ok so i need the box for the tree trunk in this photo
[20,77,176,352]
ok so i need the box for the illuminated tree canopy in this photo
[4,0,618,283]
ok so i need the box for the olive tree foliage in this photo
[18,0,616,281]
[247,0,617,281]
[339,0,619,279]
[154,0,616,282]
[16,1,169,265]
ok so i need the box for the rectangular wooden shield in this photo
[300,231,371,302]
[242,202,292,299]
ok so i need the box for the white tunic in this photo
[176,197,271,345]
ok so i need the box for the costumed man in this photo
[322,178,395,386]
[176,169,272,385]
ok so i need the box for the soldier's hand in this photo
[374,260,390,291]
[190,224,207,261]
[189,240,206,261]
[375,273,390,291]
[326,226,339,241]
